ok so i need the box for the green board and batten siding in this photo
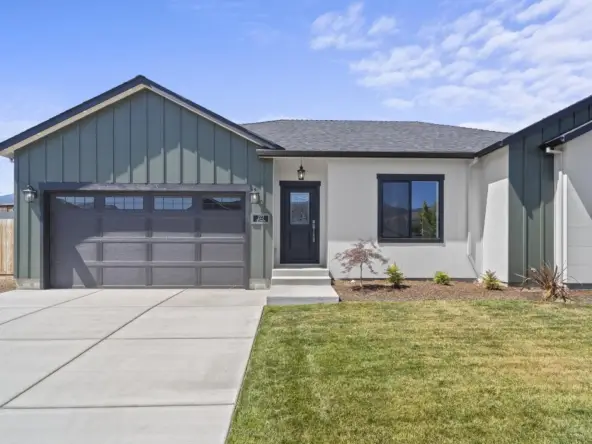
[508,101,592,283]
[14,90,273,288]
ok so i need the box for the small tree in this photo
[334,240,388,288]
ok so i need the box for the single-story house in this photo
[0,75,590,289]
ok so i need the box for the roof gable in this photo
[0,75,283,157]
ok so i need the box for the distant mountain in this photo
[0,194,14,205]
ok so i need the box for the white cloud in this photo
[516,0,566,22]
[368,16,397,36]
[311,3,375,50]
[383,97,414,109]
[464,69,503,86]
[310,2,397,50]
[441,33,464,51]
[313,0,592,129]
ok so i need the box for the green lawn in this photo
[227,301,592,444]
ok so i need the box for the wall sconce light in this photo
[297,162,306,181]
[22,185,38,203]
[249,188,261,205]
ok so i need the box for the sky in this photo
[1,0,592,195]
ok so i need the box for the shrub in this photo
[433,271,451,285]
[520,263,569,302]
[482,270,502,290]
[334,240,388,288]
[386,264,405,288]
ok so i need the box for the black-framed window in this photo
[154,196,193,211]
[203,196,242,211]
[377,174,444,243]
[105,196,144,210]
[56,196,95,209]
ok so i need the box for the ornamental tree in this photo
[334,240,388,288]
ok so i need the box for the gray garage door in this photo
[49,193,247,288]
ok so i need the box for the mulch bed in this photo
[0,276,16,293]
[334,279,592,304]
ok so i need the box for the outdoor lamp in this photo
[22,185,38,203]
[297,163,306,181]
[249,188,261,205]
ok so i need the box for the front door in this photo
[280,182,320,264]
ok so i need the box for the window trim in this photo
[377,174,444,244]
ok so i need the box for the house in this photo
[0,204,14,213]
[0,75,590,289]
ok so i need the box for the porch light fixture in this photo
[297,161,306,181]
[22,185,38,203]
[249,188,261,205]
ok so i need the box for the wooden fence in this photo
[0,219,14,275]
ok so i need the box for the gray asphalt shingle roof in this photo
[242,120,510,154]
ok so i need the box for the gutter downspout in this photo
[466,157,480,278]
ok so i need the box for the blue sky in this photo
[1,0,591,195]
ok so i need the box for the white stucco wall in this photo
[468,146,509,282]
[326,158,475,279]
[561,130,592,283]
[273,158,328,266]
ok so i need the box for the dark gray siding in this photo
[508,102,592,283]
[14,90,272,288]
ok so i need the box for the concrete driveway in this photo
[0,288,267,444]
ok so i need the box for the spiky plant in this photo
[482,270,502,290]
[520,264,569,302]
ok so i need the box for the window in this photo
[105,196,144,210]
[203,196,242,211]
[56,196,95,209]
[377,174,443,242]
[154,196,193,211]
[290,192,310,225]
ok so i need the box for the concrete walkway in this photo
[0,288,267,444]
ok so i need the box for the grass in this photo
[228,301,592,444]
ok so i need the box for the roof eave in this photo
[257,149,475,159]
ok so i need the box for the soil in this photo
[334,279,592,304]
[0,276,16,293]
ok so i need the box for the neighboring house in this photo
[0,204,14,213]
[0,75,590,289]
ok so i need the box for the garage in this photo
[49,192,247,288]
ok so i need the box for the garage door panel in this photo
[200,217,244,235]
[152,267,197,286]
[50,193,247,288]
[52,215,100,239]
[103,243,147,262]
[152,243,196,262]
[201,267,244,287]
[102,216,147,238]
[102,267,147,287]
[152,218,196,238]
[51,265,99,288]
[53,242,98,263]
[201,243,244,262]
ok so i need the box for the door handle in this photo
[312,219,316,243]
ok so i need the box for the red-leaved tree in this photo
[334,240,388,288]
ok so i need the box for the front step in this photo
[271,276,332,286]
[272,268,329,278]
[267,285,339,306]
[269,267,338,304]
